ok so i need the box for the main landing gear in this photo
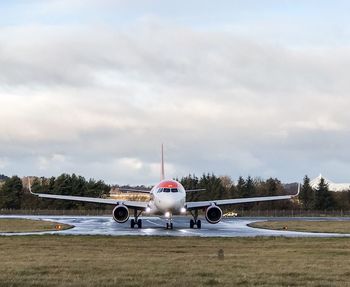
[130,209,143,229]
[189,210,201,229]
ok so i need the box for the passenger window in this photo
[163,188,170,192]
[171,188,178,193]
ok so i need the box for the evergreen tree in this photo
[180,174,200,202]
[236,176,256,210]
[0,176,23,209]
[236,176,245,197]
[266,178,279,196]
[234,176,255,198]
[300,175,314,210]
[314,177,335,210]
[198,173,225,200]
[244,176,256,197]
[31,177,44,193]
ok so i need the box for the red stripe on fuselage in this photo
[158,181,179,188]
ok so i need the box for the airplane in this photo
[30,145,300,229]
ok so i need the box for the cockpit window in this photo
[163,188,170,192]
[157,188,163,193]
[171,188,178,193]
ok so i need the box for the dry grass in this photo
[249,220,350,234]
[0,236,350,286]
[0,219,72,233]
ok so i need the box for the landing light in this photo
[181,207,186,213]
[165,212,170,218]
[145,207,151,213]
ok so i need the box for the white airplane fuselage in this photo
[147,179,186,215]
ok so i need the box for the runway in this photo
[2,215,350,237]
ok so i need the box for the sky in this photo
[1,0,350,185]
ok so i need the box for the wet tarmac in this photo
[1,215,350,237]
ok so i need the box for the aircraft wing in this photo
[185,184,300,210]
[30,191,149,210]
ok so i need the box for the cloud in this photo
[0,158,8,169]
[1,19,350,183]
[37,153,66,170]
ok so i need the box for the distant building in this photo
[310,174,350,192]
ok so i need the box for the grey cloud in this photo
[0,24,346,92]
[1,22,350,183]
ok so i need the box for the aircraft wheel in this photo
[166,223,169,229]
[170,223,173,229]
[197,220,201,229]
[137,219,142,229]
[190,219,194,229]
[130,219,135,228]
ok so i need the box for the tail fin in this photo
[161,144,165,180]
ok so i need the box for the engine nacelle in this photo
[205,205,222,224]
[112,205,129,223]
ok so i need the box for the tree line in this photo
[299,175,350,211]
[0,174,110,210]
[0,173,350,211]
[179,174,296,211]
[181,174,350,211]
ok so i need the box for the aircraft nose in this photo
[157,194,181,210]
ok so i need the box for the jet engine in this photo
[205,205,222,224]
[112,205,129,223]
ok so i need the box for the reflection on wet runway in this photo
[1,215,350,237]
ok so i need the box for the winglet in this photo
[294,183,301,197]
[28,177,34,194]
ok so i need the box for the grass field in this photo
[1,236,350,286]
[0,219,72,233]
[249,220,350,234]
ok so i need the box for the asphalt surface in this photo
[2,215,350,237]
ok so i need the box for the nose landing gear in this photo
[189,210,201,229]
[165,212,173,229]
